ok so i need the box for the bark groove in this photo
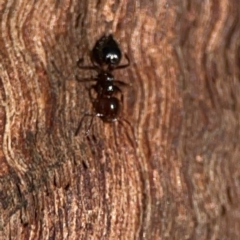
[0,0,239,239]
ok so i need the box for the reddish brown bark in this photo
[0,0,239,239]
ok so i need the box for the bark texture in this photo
[0,0,239,239]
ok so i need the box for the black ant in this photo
[75,34,132,136]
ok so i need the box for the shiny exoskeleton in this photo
[91,34,128,70]
[75,34,130,135]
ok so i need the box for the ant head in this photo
[92,34,122,69]
[102,45,122,67]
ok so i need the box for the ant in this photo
[75,34,132,136]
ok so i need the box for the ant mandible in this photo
[75,34,131,136]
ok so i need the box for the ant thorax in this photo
[95,71,115,96]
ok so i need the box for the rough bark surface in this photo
[0,0,239,239]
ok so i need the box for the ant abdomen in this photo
[94,97,120,122]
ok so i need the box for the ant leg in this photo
[77,58,99,70]
[77,56,101,71]
[88,85,97,101]
[114,54,130,69]
[75,113,95,136]
[114,85,124,104]
[118,118,137,149]
[114,80,132,87]
[86,116,95,135]
[51,60,65,79]
[90,53,101,69]
[76,75,97,82]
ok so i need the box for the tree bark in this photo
[0,0,239,239]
